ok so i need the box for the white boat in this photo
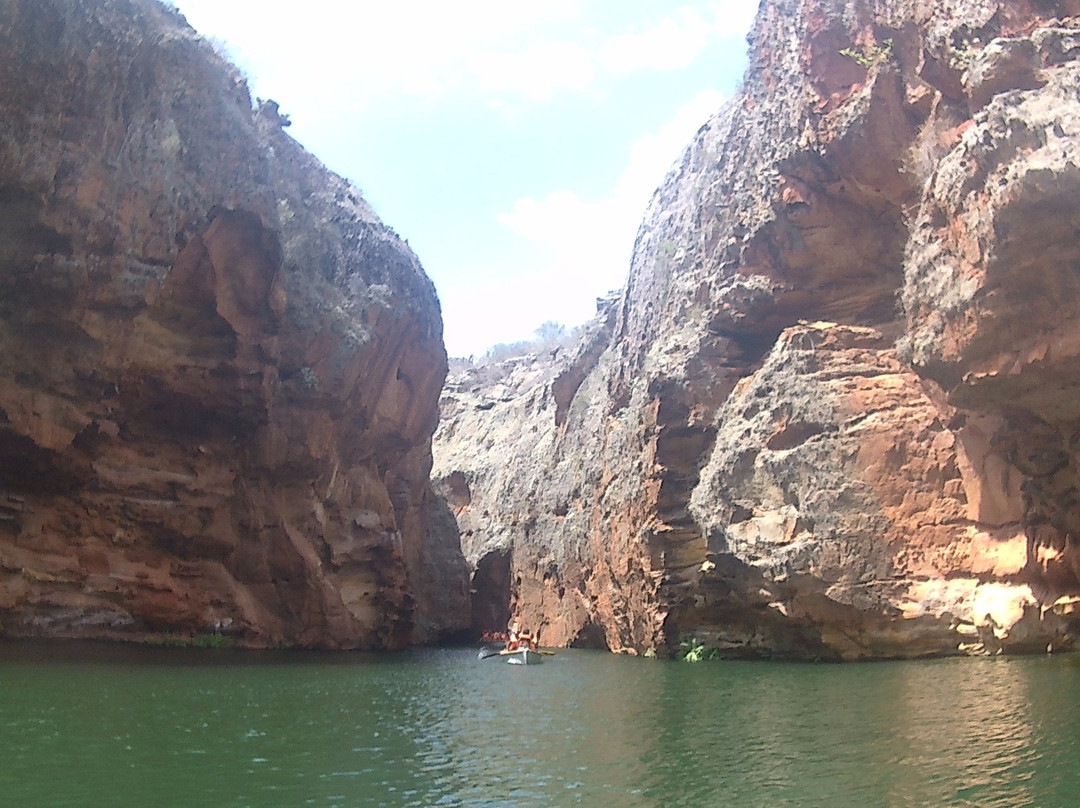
[502,647,543,665]
[477,644,553,664]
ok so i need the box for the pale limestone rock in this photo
[433,0,1080,659]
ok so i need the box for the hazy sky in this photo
[169,1,759,357]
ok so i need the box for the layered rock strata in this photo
[434,0,1080,658]
[0,0,468,647]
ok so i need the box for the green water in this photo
[1,644,1078,807]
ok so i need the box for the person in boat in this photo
[507,620,539,651]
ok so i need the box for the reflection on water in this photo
[0,643,1078,807]
[883,654,1036,807]
[638,654,1070,808]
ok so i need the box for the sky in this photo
[169,1,760,357]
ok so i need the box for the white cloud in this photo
[708,0,762,38]
[496,190,632,312]
[617,89,726,202]
[498,88,726,248]
[174,0,756,108]
[470,3,746,103]
[599,2,760,75]
[168,0,756,357]
[174,0,587,107]
[468,2,758,104]
[491,89,727,338]
[599,7,713,73]
[468,41,597,101]
[440,274,577,358]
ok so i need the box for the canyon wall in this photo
[0,0,469,647]
[434,0,1080,658]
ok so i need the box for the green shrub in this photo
[147,632,233,649]
[839,38,893,68]
[676,635,721,662]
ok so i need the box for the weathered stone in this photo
[963,37,1042,110]
[433,0,1080,659]
[688,322,1031,659]
[0,0,468,648]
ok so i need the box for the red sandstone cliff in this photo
[434,0,1080,658]
[0,0,469,647]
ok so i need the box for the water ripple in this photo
[1,646,1079,806]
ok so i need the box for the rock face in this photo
[433,0,1080,658]
[0,0,469,647]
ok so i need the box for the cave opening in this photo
[470,549,511,638]
[0,426,88,495]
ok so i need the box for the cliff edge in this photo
[434,0,1080,659]
[0,0,469,648]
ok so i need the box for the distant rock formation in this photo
[433,0,1080,658]
[0,0,468,647]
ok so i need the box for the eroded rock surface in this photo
[0,0,468,647]
[434,0,1080,658]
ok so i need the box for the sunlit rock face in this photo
[433,0,1080,658]
[0,0,468,648]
